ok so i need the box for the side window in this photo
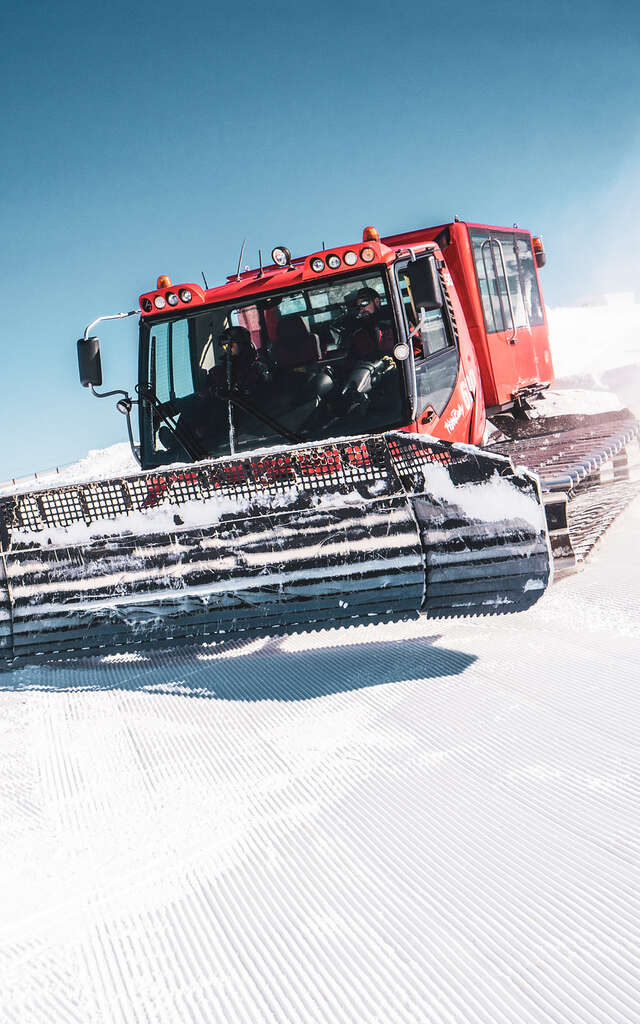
[417,308,449,357]
[514,237,545,325]
[396,260,458,415]
[471,231,544,332]
[470,231,509,333]
[149,319,193,403]
[415,346,458,415]
[396,261,452,359]
[171,319,193,396]
[500,243,529,329]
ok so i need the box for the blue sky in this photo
[1,0,639,480]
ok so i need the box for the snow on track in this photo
[1,495,639,1022]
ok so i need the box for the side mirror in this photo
[407,257,443,311]
[77,336,103,387]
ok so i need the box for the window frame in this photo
[138,267,413,467]
[468,228,545,335]
[392,255,460,417]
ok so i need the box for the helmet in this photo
[354,287,380,303]
[220,326,257,365]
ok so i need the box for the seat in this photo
[273,315,322,367]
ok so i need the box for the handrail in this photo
[481,238,518,344]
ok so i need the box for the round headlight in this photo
[153,295,166,309]
[179,288,192,303]
[142,298,153,313]
[166,292,179,306]
[272,246,291,267]
[360,246,375,263]
[343,250,357,266]
[310,257,325,272]
[326,253,341,270]
[393,342,410,361]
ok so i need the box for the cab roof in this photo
[138,235,438,318]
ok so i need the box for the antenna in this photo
[236,239,246,281]
[201,270,209,289]
[257,249,264,278]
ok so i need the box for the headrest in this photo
[278,315,311,343]
[275,315,322,365]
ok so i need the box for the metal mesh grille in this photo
[0,436,400,541]
[387,433,505,489]
[0,433,522,546]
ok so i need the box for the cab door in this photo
[468,229,549,409]
[394,256,464,436]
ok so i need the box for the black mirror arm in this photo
[89,384,131,400]
[82,310,139,341]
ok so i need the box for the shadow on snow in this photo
[0,629,477,702]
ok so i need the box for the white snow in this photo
[537,387,624,417]
[547,295,640,417]
[0,441,139,496]
[1,495,639,1023]
[417,460,546,530]
[1,301,640,1022]
[548,294,640,380]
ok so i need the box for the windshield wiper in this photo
[137,383,210,462]
[138,382,302,463]
[218,390,302,444]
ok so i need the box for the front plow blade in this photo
[0,434,551,666]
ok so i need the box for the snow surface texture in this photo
[1,484,639,1024]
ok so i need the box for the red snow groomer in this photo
[1,221,636,665]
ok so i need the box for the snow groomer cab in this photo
[130,226,537,468]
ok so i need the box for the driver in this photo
[346,287,395,359]
[339,288,397,412]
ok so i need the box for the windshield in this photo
[140,270,407,464]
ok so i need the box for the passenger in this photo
[210,326,270,398]
[159,328,269,455]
